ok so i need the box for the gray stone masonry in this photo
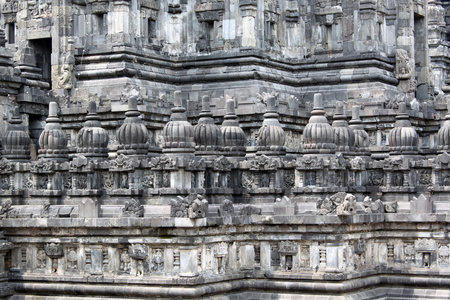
[1,0,450,299]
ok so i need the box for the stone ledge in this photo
[67,190,103,197]
[0,190,24,196]
[292,187,347,194]
[1,213,448,229]
[8,274,450,298]
[29,190,64,197]
[105,189,143,196]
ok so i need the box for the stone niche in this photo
[141,0,160,48]
[314,0,343,54]
[194,1,225,52]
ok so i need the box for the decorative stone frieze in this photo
[317,192,357,215]
[218,199,234,217]
[194,1,225,21]
[1,1,450,298]
[123,198,144,217]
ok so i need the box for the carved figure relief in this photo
[142,171,154,188]
[336,194,357,216]
[418,169,432,186]
[119,249,131,273]
[297,156,323,169]
[214,242,228,274]
[396,49,413,79]
[66,247,78,270]
[102,172,114,189]
[404,244,415,264]
[36,248,47,269]
[23,174,34,189]
[151,248,164,272]
[438,245,449,265]
[58,64,73,90]
[284,171,295,189]
[300,245,310,268]
[241,172,253,190]
[249,155,278,170]
[260,173,270,187]
[0,200,13,219]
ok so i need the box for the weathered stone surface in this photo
[0,0,450,299]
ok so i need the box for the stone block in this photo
[78,198,98,218]
[179,247,198,277]
[410,194,433,214]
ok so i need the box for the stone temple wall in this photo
[0,91,449,299]
[0,0,450,299]
[0,0,448,148]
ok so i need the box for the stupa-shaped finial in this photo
[38,102,68,161]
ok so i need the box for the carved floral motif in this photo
[213,156,232,171]
[218,199,234,217]
[129,244,148,260]
[317,192,356,216]
[278,241,298,255]
[170,194,209,218]
[123,198,144,217]
[45,243,64,258]
[296,156,323,170]
[110,154,136,171]
[249,155,278,170]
